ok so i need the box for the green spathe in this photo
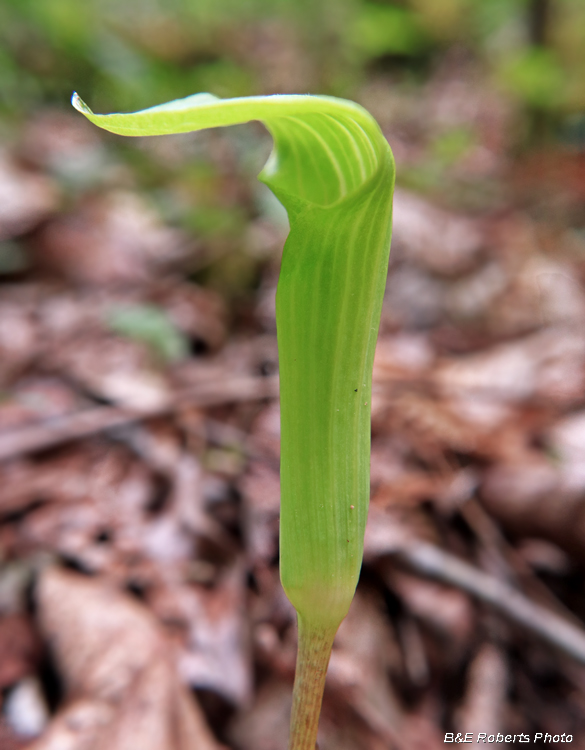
[72,89,395,627]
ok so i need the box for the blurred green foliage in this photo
[1,0,585,120]
[499,47,566,109]
[348,4,428,58]
[0,0,583,305]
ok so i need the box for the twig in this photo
[0,375,278,462]
[391,541,585,665]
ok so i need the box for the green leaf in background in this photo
[349,3,427,58]
[106,304,189,363]
[499,47,567,110]
[431,126,476,166]
[74,90,395,750]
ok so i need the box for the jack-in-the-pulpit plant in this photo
[73,91,395,750]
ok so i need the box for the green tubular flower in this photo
[73,90,395,749]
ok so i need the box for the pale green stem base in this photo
[288,615,338,750]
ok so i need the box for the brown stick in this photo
[392,541,585,665]
[0,375,278,462]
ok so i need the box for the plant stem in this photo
[288,615,338,750]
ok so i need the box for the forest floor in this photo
[1,45,585,750]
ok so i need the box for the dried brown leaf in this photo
[391,189,485,275]
[456,644,508,748]
[0,152,59,241]
[386,569,475,648]
[34,192,185,285]
[30,567,223,750]
[0,615,40,689]
[327,588,403,743]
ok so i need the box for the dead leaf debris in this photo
[1,66,585,749]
